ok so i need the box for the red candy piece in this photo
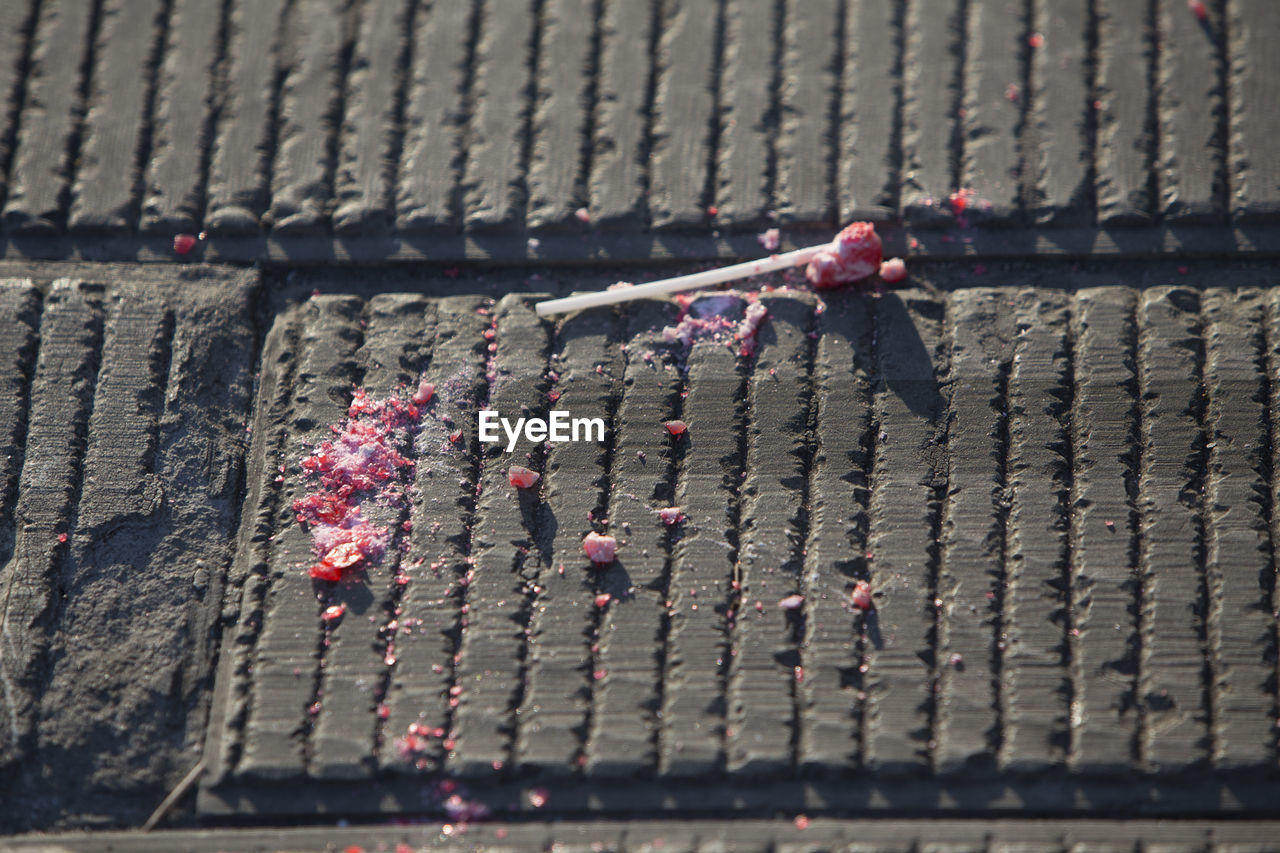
[658,506,683,525]
[508,465,541,489]
[879,258,907,283]
[1188,0,1207,20]
[805,222,882,289]
[582,531,618,565]
[173,233,197,255]
[663,419,687,436]
[850,579,873,611]
[321,603,346,622]
[594,592,612,608]
[411,379,434,405]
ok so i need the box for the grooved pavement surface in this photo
[0,0,1276,262]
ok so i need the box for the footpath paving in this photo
[0,0,1276,262]
[2,262,1280,850]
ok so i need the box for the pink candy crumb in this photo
[879,258,907,283]
[582,531,618,565]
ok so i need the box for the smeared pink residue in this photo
[293,388,424,581]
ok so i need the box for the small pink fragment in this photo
[582,531,618,565]
[707,205,719,217]
[1006,82,1020,102]
[664,419,688,436]
[757,228,780,251]
[1188,0,1207,20]
[949,653,964,667]
[1028,32,1045,48]
[879,258,907,283]
[57,532,67,543]
[449,429,463,443]
[529,787,549,808]
[778,594,805,610]
[658,506,683,525]
[794,815,810,830]
[575,207,591,223]
[508,465,541,489]
[173,233,197,255]
[411,379,434,405]
[594,592,612,608]
[851,580,873,611]
[1104,519,1115,530]
[321,603,346,622]
[805,221,882,289]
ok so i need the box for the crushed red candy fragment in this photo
[778,593,805,610]
[794,815,810,830]
[594,592,612,608]
[173,233,197,255]
[1028,32,1044,47]
[411,378,435,405]
[757,227,780,251]
[805,221,882,289]
[508,465,541,489]
[1188,0,1207,19]
[851,580,874,611]
[57,532,67,543]
[582,531,618,565]
[663,419,688,436]
[658,506,683,525]
[321,603,346,622]
[879,257,907,283]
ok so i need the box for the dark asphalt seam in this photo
[190,0,235,234]
[517,0,547,227]
[1132,293,1152,767]
[451,0,484,228]
[323,1,361,223]
[579,313,624,773]
[256,2,291,223]
[948,0,971,195]
[224,312,301,774]
[1014,0,1032,222]
[826,0,848,223]
[787,303,819,772]
[55,0,105,229]
[1211,0,1230,216]
[886,0,907,215]
[574,0,606,217]
[0,0,44,213]
[128,0,175,231]
[1190,297,1217,762]
[651,340,687,772]
[1082,0,1100,223]
[441,302,498,770]
[639,0,662,229]
[367,303,436,765]
[856,296,884,767]
[1057,297,1079,762]
[1065,298,1086,766]
[1141,0,1159,220]
[761,0,784,221]
[1262,292,1280,763]
[301,302,367,772]
[925,299,952,771]
[991,340,1012,762]
[703,0,728,221]
[381,0,418,228]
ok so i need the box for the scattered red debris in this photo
[757,228,780,251]
[508,465,541,489]
[663,419,688,436]
[582,531,618,565]
[321,603,346,622]
[294,388,424,582]
[851,580,873,611]
[412,378,435,405]
[949,189,975,214]
[778,594,805,610]
[173,233,197,255]
[794,815,810,830]
[1028,32,1045,48]
[594,592,612,608]
[575,207,591,223]
[1188,0,1207,20]
[805,221,882,289]
[879,257,907,283]
[57,532,67,543]
[658,506,684,525]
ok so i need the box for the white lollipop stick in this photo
[534,244,828,317]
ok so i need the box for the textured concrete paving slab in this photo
[0,266,260,832]
[197,273,1280,819]
[4,818,1280,853]
[0,0,1277,262]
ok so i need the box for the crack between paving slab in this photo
[0,0,43,213]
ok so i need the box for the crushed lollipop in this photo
[805,221,882,289]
